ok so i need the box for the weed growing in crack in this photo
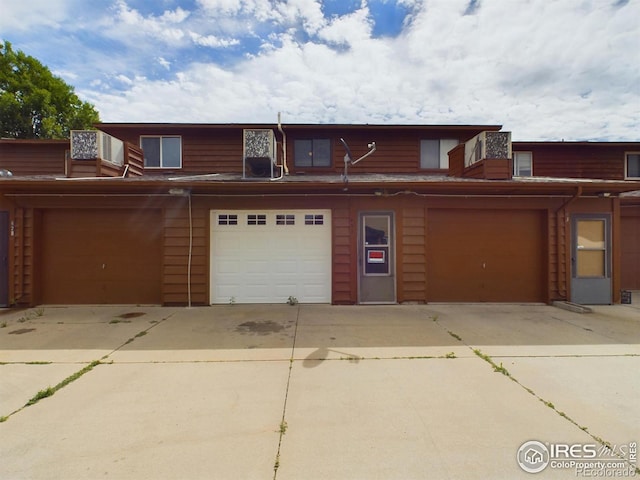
[448,331,462,341]
[445,352,457,359]
[473,349,511,376]
[24,360,101,409]
[27,387,55,405]
[273,454,280,475]
[279,420,288,435]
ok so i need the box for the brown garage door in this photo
[427,209,546,302]
[621,208,640,290]
[41,209,162,304]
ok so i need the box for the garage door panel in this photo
[42,209,162,304]
[427,209,545,302]
[621,212,640,289]
[210,210,331,304]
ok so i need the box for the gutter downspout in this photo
[277,112,288,175]
[555,186,582,301]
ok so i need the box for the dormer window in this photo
[513,151,533,176]
[140,136,182,168]
[294,139,331,167]
[626,153,640,178]
[420,139,458,169]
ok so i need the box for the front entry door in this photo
[358,212,396,303]
[571,215,611,305]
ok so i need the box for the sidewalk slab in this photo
[0,361,290,480]
[278,357,593,480]
[0,306,178,363]
[109,305,298,363]
[0,363,86,418]
[498,355,640,445]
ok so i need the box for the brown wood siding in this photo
[181,132,243,174]
[448,144,465,177]
[100,126,482,176]
[163,201,209,305]
[621,206,640,289]
[460,159,512,180]
[427,209,546,302]
[40,209,162,304]
[288,131,474,175]
[332,207,354,304]
[124,143,144,176]
[12,208,34,306]
[66,159,98,177]
[548,210,560,301]
[518,144,626,180]
[0,142,67,176]
[399,206,426,302]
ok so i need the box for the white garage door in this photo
[210,210,332,304]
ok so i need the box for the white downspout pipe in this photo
[277,112,289,175]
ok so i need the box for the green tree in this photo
[0,41,100,139]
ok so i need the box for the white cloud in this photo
[189,32,240,48]
[5,0,639,141]
[0,0,76,30]
[112,0,189,43]
[317,6,373,46]
[158,57,171,70]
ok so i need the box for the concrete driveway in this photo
[0,302,638,479]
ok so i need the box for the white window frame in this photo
[420,139,459,170]
[625,152,640,179]
[140,135,182,169]
[513,151,533,177]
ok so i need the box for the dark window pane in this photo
[420,140,439,169]
[141,137,160,167]
[628,154,640,177]
[313,139,331,167]
[294,140,312,167]
[162,137,181,168]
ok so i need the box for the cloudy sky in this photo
[1,0,638,140]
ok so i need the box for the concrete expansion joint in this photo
[273,304,300,479]
[426,311,634,469]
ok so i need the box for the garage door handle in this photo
[482,262,486,269]
[102,264,106,269]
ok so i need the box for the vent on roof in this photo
[70,130,124,166]
[464,131,511,168]
[243,129,276,178]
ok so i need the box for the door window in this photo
[576,219,606,277]
[363,215,390,275]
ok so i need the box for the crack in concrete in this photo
[428,314,638,472]
[272,305,300,480]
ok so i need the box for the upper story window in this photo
[626,153,640,178]
[513,151,533,176]
[294,139,331,167]
[140,136,182,168]
[420,139,459,169]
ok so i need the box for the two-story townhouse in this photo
[511,142,640,291]
[0,124,638,307]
